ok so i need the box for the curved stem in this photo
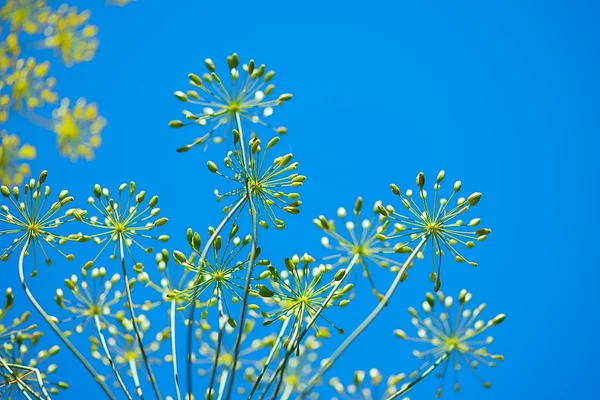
[11,365,51,400]
[225,112,260,399]
[207,288,226,399]
[93,314,133,400]
[385,352,449,400]
[185,196,247,397]
[17,240,116,399]
[128,358,144,399]
[119,236,161,400]
[0,355,42,400]
[300,236,428,397]
[247,317,290,399]
[169,300,182,400]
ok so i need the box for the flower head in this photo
[257,253,351,338]
[76,181,169,271]
[0,0,49,34]
[2,57,57,114]
[314,197,403,298]
[43,5,99,66]
[270,336,322,399]
[329,368,410,400]
[0,170,78,275]
[209,135,304,229]
[386,171,491,291]
[0,288,37,343]
[52,97,105,161]
[394,289,505,397]
[169,53,292,151]
[0,131,36,185]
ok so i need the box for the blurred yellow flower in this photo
[52,98,106,161]
[3,57,57,115]
[0,131,36,185]
[43,5,99,66]
[106,0,136,6]
[0,0,49,34]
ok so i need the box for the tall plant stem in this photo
[225,112,260,399]
[119,236,161,400]
[129,359,144,399]
[385,352,449,400]
[207,288,226,399]
[185,196,247,397]
[247,317,291,399]
[216,369,229,400]
[169,300,182,400]
[17,241,116,399]
[93,314,133,400]
[0,355,43,400]
[257,255,360,399]
[300,236,428,398]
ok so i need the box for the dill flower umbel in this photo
[3,57,57,113]
[209,135,304,229]
[329,369,410,400]
[169,52,292,151]
[314,197,402,297]
[0,131,36,186]
[42,4,99,66]
[52,97,106,161]
[394,289,505,397]
[0,0,49,34]
[270,336,321,400]
[384,171,491,291]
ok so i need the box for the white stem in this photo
[170,300,182,400]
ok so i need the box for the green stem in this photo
[0,355,42,400]
[247,317,291,399]
[119,235,161,400]
[93,314,133,400]
[385,352,449,400]
[10,364,51,400]
[128,358,143,399]
[185,196,248,397]
[299,236,428,398]
[207,288,226,399]
[17,240,116,399]
[216,369,229,400]
[170,300,182,400]
[225,112,260,400]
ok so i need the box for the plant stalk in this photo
[385,352,449,399]
[169,300,182,400]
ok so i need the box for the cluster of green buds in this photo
[382,171,491,291]
[256,253,352,340]
[55,266,134,334]
[0,287,37,344]
[329,369,410,400]
[314,197,402,298]
[0,170,78,275]
[169,53,292,152]
[75,181,169,271]
[394,289,505,397]
[209,135,304,229]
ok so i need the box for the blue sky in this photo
[2,0,599,399]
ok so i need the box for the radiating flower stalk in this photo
[329,368,410,400]
[300,171,491,398]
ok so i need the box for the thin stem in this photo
[300,236,429,397]
[207,288,226,399]
[11,365,51,400]
[119,235,162,400]
[17,240,116,399]
[129,358,144,399]
[93,314,133,400]
[216,369,229,400]
[247,317,291,399]
[280,383,293,400]
[225,112,260,399]
[170,300,182,400]
[0,355,42,400]
[385,352,449,399]
[185,196,248,397]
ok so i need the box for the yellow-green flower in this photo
[52,97,106,161]
[394,289,505,397]
[43,5,99,66]
[169,53,292,152]
[0,0,49,34]
[0,131,36,186]
[329,369,410,400]
[385,171,491,291]
[3,57,57,113]
[0,29,20,72]
[106,0,136,6]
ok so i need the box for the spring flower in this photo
[52,97,106,161]
[42,5,99,66]
[257,253,351,339]
[0,131,36,185]
[384,171,491,291]
[76,181,169,271]
[314,197,403,298]
[3,57,57,113]
[169,53,292,151]
[329,369,410,400]
[172,225,266,318]
[209,135,304,229]
[394,289,505,397]
[55,266,134,334]
[0,171,78,275]
[0,0,49,34]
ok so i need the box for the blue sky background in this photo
[2,0,599,399]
